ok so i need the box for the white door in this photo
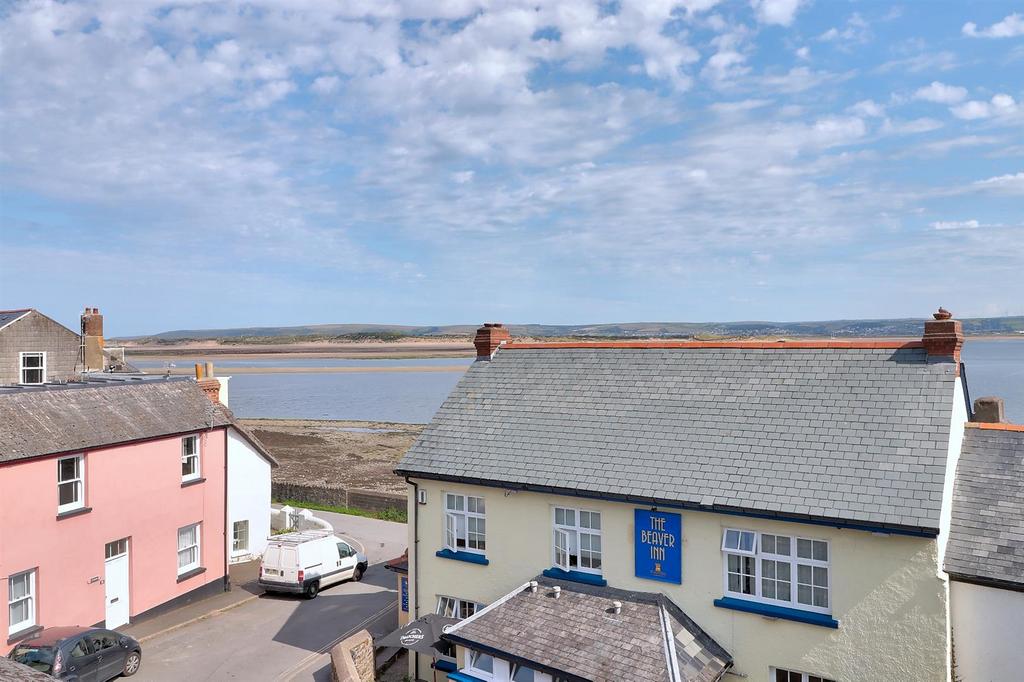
[104,539,130,629]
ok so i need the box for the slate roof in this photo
[0,308,32,331]
[443,577,731,682]
[0,379,232,463]
[944,425,1024,590]
[0,656,54,682]
[397,344,958,532]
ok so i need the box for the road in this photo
[136,511,407,681]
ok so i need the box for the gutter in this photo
[394,470,939,538]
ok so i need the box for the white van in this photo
[258,530,368,599]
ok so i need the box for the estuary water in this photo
[134,340,1023,423]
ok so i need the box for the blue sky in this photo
[1,0,1022,335]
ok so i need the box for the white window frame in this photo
[177,523,201,575]
[464,649,495,680]
[181,435,201,482]
[436,595,482,619]
[770,667,836,682]
[19,351,46,385]
[443,492,486,555]
[232,520,249,554]
[57,454,85,513]
[551,506,602,575]
[7,569,36,636]
[722,528,831,615]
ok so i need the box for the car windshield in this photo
[10,644,56,673]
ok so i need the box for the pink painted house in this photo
[0,379,236,653]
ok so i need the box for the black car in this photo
[8,627,142,681]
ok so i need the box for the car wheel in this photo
[123,650,142,677]
[305,580,320,599]
[353,565,365,582]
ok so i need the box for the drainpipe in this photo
[404,476,419,677]
[224,428,230,592]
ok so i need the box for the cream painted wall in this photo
[949,581,1024,681]
[408,480,948,682]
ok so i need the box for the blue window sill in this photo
[542,567,607,587]
[713,597,838,629]
[433,659,458,673]
[447,672,488,682]
[436,549,489,565]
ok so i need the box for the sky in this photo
[1,1,1022,336]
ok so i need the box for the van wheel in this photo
[353,565,365,582]
[304,580,320,599]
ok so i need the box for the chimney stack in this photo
[922,307,964,363]
[81,307,105,372]
[474,322,511,360]
[196,378,222,404]
[972,397,1006,424]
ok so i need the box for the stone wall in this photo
[331,629,375,682]
[272,482,405,515]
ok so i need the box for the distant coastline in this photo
[120,333,1023,364]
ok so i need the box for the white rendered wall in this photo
[950,581,1024,681]
[227,428,272,563]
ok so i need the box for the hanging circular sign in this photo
[400,627,425,646]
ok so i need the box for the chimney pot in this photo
[474,321,511,359]
[922,307,964,362]
[973,397,1006,423]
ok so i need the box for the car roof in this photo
[19,626,98,646]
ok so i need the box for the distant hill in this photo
[117,316,1024,343]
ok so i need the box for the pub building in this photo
[390,314,974,681]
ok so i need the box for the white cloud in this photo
[795,46,810,60]
[751,0,805,27]
[882,117,943,135]
[973,172,1024,194]
[963,13,1024,38]
[913,81,967,104]
[850,99,885,118]
[950,94,1018,120]
[931,219,980,230]
[818,13,870,45]
[310,75,340,94]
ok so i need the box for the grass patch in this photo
[274,498,407,523]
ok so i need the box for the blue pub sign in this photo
[400,576,409,612]
[634,509,682,584]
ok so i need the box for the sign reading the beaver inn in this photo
[634,509,682,584]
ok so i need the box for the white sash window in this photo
[552,507,602,574]
[443,493,486,554]
[177,523,201,574]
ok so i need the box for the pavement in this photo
[128,510,408,681]
[121,561,263,643]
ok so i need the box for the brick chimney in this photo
[474,322,511,359]
[972,397,1006,423]
[194,363,222,404]
[81,307,105,371]
[196,378,222,404]
[922,307,963,362]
